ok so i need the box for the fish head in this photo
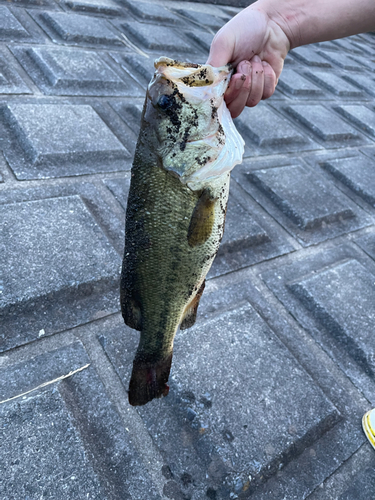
[143,57,244,191]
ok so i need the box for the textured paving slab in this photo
[235,102,318,155]
[119,20,195,53]
[12,45,141,96]
[109,51,156,88]
[305,70,364,98]
[290,46,332,67]
[336,104,375,137]
[248,164,354,229]
[0,6,29,40]
[322,155,375,207]
[330,37,367,54]
[123,0,184,25]
[63,0,124,16]
[288,259,375,375]
[284,104,366,145]
[306,444,375,500]
[0,195,121,350]
[0,179,127,252]
[174,7,226,30]
[318,50,365,71]
[186,28,215,52]
[0,341,89,402]
[0,48,31,94]
[0,5,45,43]
[210,181,295,277]
[35,10,124,47]
[277,69,324,97]
[338,468,375,499]
[343,72,375,97]
[356,231,375,260]
[1,102,129,178]
[4,0,57,7]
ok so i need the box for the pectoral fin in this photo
[187,189,216,247]
[180,280,205,330]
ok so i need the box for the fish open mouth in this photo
[154,58,233,72]
[150,57,245,191]
[153,56,232,91]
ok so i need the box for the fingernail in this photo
[240,61,251,75]
[262,61,269,67]
[253,55,261,63]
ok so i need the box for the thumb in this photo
[206,29,235,67]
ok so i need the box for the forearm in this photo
[252,0,375,49]
[208,0,375,115]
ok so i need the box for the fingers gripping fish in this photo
[121,57,244,406]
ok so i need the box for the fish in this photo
[121,57,244,406]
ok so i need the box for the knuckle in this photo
[264,64,275,76]
[262,88,274,100]
[246,96,260,107]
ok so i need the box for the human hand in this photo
[207,5,290,118]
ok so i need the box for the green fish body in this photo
[121,58,244,406]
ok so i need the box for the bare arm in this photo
[267,0,375,49]
[207,0,375,117]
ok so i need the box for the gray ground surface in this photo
[1,1,375,498]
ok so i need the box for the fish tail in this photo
[128,352,173,406]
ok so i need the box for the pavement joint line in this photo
[305,442,374,500]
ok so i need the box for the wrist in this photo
[243,1,291,75]
[248,0,300,50]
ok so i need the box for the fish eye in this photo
[158,95,173,110]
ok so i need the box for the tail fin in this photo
[128,353,173,406]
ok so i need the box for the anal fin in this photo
[121,292,142,331]
[180,280,205,330]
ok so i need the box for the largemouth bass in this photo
[121,57,244,406]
